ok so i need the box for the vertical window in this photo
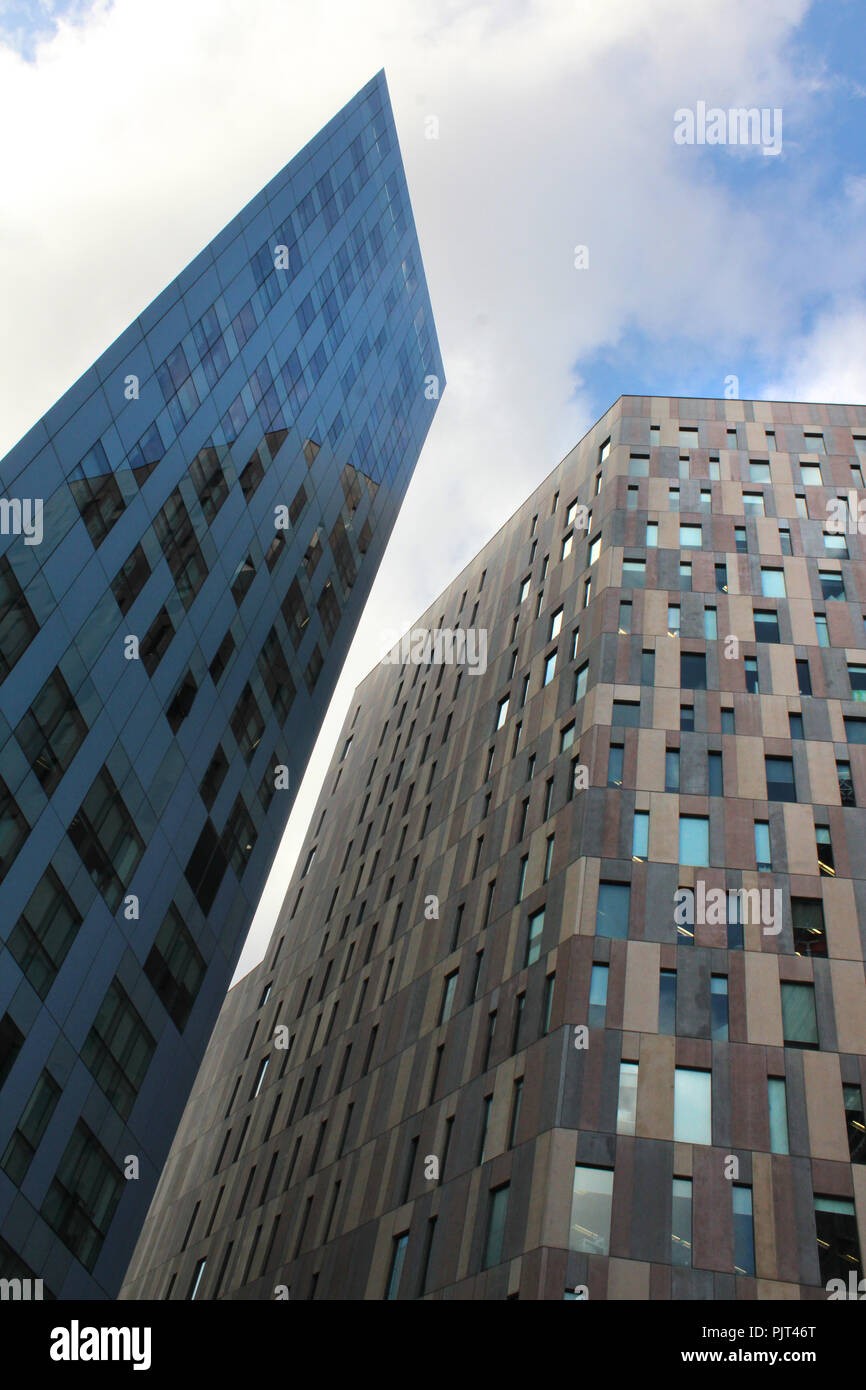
[616,1062,638,1135]
[791,898,827,958]
[732,1186,755,1276]
[632,811,648,861]
[768,1077,789,1155]
[483,1184,510,1269]
[781,982,818,1049]
[671,1178,692,1267]
[710,976,728,1041]
[667,604,680,635]
[679,815,708,866]
[754,820,771,871]
[673,1068,712,1145]
[765,755,795,802]
[814,1197,862,1284]
[744,656,759,693]
[608,743,624,788]
[595,882,630,939]
[665,750,680,792]
[658,969,677,1035]
[439,971,458,1025]
[526,908,545,966]
[704,606,717,639]
[646,522,658,547]
[569,1166,613,1255]
[708,752,723,796]
[641,649,655,684]
[385,1233,409,1300]
[588,964,608,1027]
[843,1085,866,1164]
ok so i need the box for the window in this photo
[824,532,848,557]
[658,969,676,1035]
[495,696,509,731]
[749,460,770,482]
[589,535,601,566]
[230,684,265,764]
[665,749,680,791]
[612,700,640,727]
[588,964,608,1027]
[7,866,82,998]
[439,971,458,1025]
[68,768,144,911]
[83,978,155,1120]
[385,1232,409,1300]
[190,445,228,521]
[566,499,579,525]
[820,570,845,601]
[542,652,557,686]
[721,708,734,734]
[801,464,823,486]
[518,576,530,604]
[795,493,808,519]
[754,820,771,871]
[629,453,648,477]
[673,1068,712,1145]
[154,489,208,609]
[526,908,545,967]
[508,1079,524,1149]
[789,712,803,740]
[843,1085,866,1164]
[679,426,698,449]
[596,882,629,939]
[815,614,829,647]
[711,976,728,1040]
[641,649,655,684]
[574,663,589,703]
[743,492,764,516]
[542,973,555,1033]
[838,760,855,806]
[671,1178,692,1267]
[792,898,827,958]
[667,605,680,635]
[0,556,39,679]
[632,811,648,861]
[761,568,786,598]
[708,751,723,796]
[814,1196,862,1284]
[549,606,564,640]
[804,432,825,453]
[627,486,638,511]
[599,438,610,463]
[816,824,834,877]
[679,562,692,591]
[766,756,795,802]
[145,903,207,1031]
[669,487,679,510]
[616,1062,638,1135]
[732,1186,755,1276]
[768,1077,789,1155]
[41,1122,122,1272]
[754,610,780,644]
[715,563,727,593]
[483,1184,510,1269]
[796,659,812,695]
[569,1166,613,1255]
[680,525,701,548]
[1,1070,60,1185]
[700,489,712,513]
[607,743,624,788]
[618,601,632,633]
[845,716,866,744]
[779,527,792,555]
[744,656,758,694]
[69,468,126,548]
[702,606,717,641]
[646,522,658,547]
[849,664,866,701]
[561,532,573,560]
[680,652,706,690]
[111,544,151,616]
[681,811,708,861]
[622,559,645,588]
[781,982,818,1049]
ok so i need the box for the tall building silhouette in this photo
[121,396,866,1301]
[0,70,444,1298]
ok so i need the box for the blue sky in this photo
[1,0,864,976]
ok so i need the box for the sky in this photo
[1,0,865,983]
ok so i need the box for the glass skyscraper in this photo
[0,70,444,1298]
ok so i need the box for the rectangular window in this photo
[843,1085,866,1165]
[849,664,866,701]
[69,468,126,548]
[145,903,207,1031]
[588,535,601,566]
[68,768,144,911]
[743,492,764,517]
[754,820,771,871]
[704,606,717,639]
[781,981,818,1049]
[646,521,658,547]
[616,1062,638,1135]
[792,898,827,958]
[658,969,677,1035]
[665,749,680,792]
[680,525,702,548]
[7,866,82,999]
[596,882,629,939]
[549,606,564,640]
[526,908,545,967]
[671,1178,692,1267]
[154,489,208,609]
[40,1122,123,1272]
[618,601,632,633]
[483,1184,510,1269]
[845,717,866,744]
[622,559,645,588]
[715,563,727,593]
[82,978,155,1120]
[588,964,608,1027]
[765,755,796,802]
[754,610,780,644]
[721,708,734,734]
[612,700,640,726]
[768,1077,789,1155]
[668,604,680,634]
[745,656,759,694]
[711,976,728,1040]
[796,659,812,695]
[779,526,792,555]
[789,712,804,740]
[439,971,458,1025]
[569,1166,613,1255]
[708,751,723,796]
[632,811,649,861]
[761,568,786,598]
[732,1186,755,1276]
[385,1233,408,1300]
[495,696,509,731]
[820,569,845,601]
[838,760,855,805]
[542,651,557,686]
[607,743,624,788]
[680,652,706,690]
[574,662,589,703]
[674,1068,712,1145]
[814,1196,862,1284]
[641,649,655,683]
[1,1070,61,1186]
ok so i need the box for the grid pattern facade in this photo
[120,395,866,1302]
[0,70,443,1298]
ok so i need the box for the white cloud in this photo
[1,0,863,983]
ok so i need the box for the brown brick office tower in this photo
[121,395,866,1301]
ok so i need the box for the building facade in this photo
[0,70,443,1298]
[120,395,866,1302]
